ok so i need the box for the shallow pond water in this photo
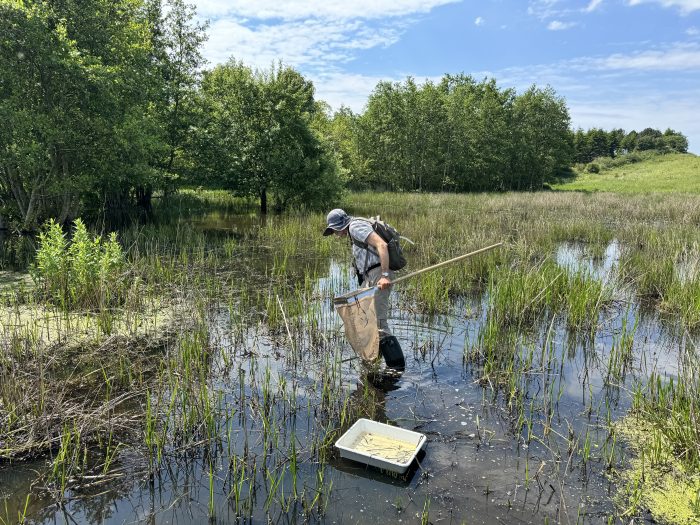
[555,240,622,283]
[0,227,687,524]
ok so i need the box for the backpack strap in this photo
[348,218,381,281]
[349,217,379,255]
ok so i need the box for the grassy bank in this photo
[553,153,700,193]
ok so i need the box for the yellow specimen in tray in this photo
[353,433,416,463]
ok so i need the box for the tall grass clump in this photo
[631,349,700,471]
[623,252,675,300]
[565,269,613,331]
[486,259,565,328]
[617,339,700,522]
[31,219,127,309]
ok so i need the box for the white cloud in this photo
[627,0,700,14]
[687,26,700,35]
[494,43,700,82]
[316,72,447,111]
[313,42,700,111]
[482,45,700,151]
[475,16,485,26]
[587,44,700,70]
[547,20,576,30]
[530,0,604,20]
[528,0,571,20]
[204,18,404,69]
[194,0,460,20]
[314,73,395,111]
[196,0,458,80]
[583,0,604,12]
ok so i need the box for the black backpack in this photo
[351,216,407,272]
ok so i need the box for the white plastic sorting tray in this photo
[335,418,427,474]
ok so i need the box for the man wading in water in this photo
[323,209,404,371]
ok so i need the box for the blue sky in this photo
[195,0,700,152]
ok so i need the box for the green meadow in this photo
[554,153,700,193]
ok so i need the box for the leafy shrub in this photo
[586,150,664,173]
[32,219,126,309]
[33,220,69,303]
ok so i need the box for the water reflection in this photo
[189,210,265,237]
[555,239,622,283]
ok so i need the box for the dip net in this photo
[332,243,504,363]
[334,288,379,362]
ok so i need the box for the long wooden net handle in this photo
[333,242,503,303]
[391,242,503,286]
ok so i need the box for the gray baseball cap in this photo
[323,208,351,236]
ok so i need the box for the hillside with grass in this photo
[554,152,700,193]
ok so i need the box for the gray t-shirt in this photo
[349,219,381,275]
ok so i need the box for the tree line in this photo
[0,0,691,231]
[1,0,208,230]
[323,76,572,192]
[572,127,688,164]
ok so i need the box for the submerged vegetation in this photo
[1,190,699,523]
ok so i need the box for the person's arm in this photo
[366,231,391,290]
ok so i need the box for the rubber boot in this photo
[379,335,405,372]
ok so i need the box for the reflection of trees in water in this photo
[3,437,224,525]
[5,369,404,524]
[10,452,221,524]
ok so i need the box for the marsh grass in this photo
[2,189,700,523]
[631,339,700,471]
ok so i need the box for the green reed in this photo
[4,188,700,522]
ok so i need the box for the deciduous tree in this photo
[192,61,342,213]
[0,0,164,230]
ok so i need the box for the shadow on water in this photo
[332,449,427,489]
[0,231,687,524]
[187,210,268,245]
